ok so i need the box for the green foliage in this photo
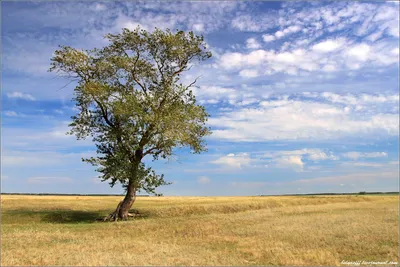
[49,27,212,195]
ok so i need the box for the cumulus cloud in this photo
[262,34,275,42]
[275,155,304,170]
[347,43,371,61]
[312,38,345,53]
[218,40,397,75]
[246,38,261,49]
[211,153,252,168]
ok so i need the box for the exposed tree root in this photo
[102,201,123,222]
[96,202,141,222]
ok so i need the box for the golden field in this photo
[1,195,398,266]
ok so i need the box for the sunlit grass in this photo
[1,195,398,266]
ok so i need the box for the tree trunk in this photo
[102,161,139,222]
[117,183,137,220]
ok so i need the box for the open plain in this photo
[1,195,398,266]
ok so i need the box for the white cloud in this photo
[27,176,73,184]
[322,64,337,72]
[342,162,384,168]
[275,155,304,170]
[347,43,371,61]
[219,40,398,75]
[261,149,337,170]
[229,168,399,193]
[275,25,302,39]
[208,96,399,142]
[262,34,275,42]
[237,98,259,106]
[197,176,211,184]
[318,92,399,106]
[262,149,337,161]
[211,153,252,168]
[275,31,285,39]
[4,111,18,117]
[94,3,107,11]
[312,39,345,53]
[4,1,399,82]
[91,177,103,184]
[231,14,277,32]
[246,38,261,49]
[2,150,95,167]
[219,52,244,69]
[342,152,388,160]
[7,92,35,101]
[114,15,149,31]
[307,150,337,161]
[239,69,258,78]
[192,86,239,105]
[292,171,397,186]
[193,23,205,32]
[219,5,398,75]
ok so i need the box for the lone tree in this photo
[50,27,212,221]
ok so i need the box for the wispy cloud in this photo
[342,152,388,160]
[27,176,73,184]
[7,92,35,101]
[208,94,399,142]
[197,176,211,184]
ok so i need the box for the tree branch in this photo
[92,97,115,128]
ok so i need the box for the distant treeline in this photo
[265,191,399,196]
[1,192,398,197]
[1,193,150,197]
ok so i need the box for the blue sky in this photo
[1,1,399,196]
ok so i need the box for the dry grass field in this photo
[1,195,398,266]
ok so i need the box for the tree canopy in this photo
[49,27,212,220]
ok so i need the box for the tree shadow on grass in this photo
[44,209,149,223]
[42,210,103,223]
[3,208,149,224]
[2,209,104,224]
